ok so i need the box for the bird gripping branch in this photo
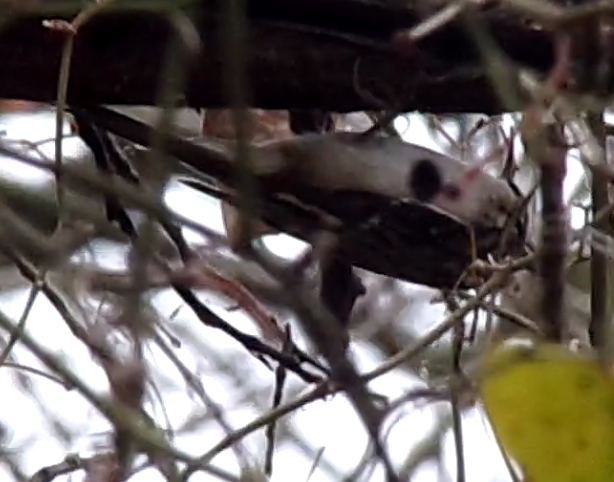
[78,106,527,290]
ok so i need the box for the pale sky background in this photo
[0,108,593,482]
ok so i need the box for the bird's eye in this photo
[441,183,462,201]
[407,159,443,203]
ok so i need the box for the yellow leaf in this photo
[480,343,614,482]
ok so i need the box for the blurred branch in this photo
[519,32,571,342]
[0,0,610,113]
[574,16,614,354]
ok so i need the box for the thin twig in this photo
[47,0,116,230]
[264,327,290,476]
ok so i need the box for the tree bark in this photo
[0,0,565,113]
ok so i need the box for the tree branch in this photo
[0,0,566,113]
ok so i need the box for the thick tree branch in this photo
[0,0,566,113]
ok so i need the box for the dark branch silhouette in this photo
[0,0,569,113]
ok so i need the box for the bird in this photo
[77,106,527,290]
